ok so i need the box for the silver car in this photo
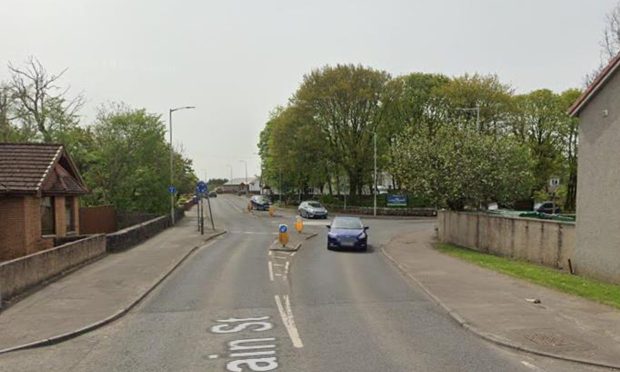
[298,201,328,219]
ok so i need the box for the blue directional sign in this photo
[279,224,288,233]
[196,180,207,194]
[168,185,176,194]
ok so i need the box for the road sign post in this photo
[549,177,560,215]
[278,224,289,247]
[196,181,210,234]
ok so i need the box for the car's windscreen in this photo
[308,202,322,208]
[332,218,363,229]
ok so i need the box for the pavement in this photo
[383,228,620,370]
[0,206,225,354]
[0,195,611,371]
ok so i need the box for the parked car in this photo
[298,201,328,219]
[534,201,561,214]
[250,195,271,211]
[326,217,369,251]
[208,191,217,198]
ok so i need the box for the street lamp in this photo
[169,106,195,225]
[226,164,233,184]
[374,132,377,217]
[239,160,248,195]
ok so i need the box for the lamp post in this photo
[373,132,377,217]
[169,106,195,225]
[226,164,233,184]
[239,160,248,195]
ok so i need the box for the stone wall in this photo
[106,209,184,253]
[326,205,437,217]
[0,234,106,302]
[438,211,575,271]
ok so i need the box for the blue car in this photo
[326,217,369,251]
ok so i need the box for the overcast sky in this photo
[0,0,616,179]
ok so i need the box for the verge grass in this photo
[437,243,620,309]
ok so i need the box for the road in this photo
[0,195,606,371]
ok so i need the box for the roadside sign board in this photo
[278,224,289,247]
[387,194,407,207]
[197,180,208,194]
[168,185,176,194]
[549,177,560,192]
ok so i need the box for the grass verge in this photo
[437,243,620,310]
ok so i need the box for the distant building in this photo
[0,143,88,261]
[569,53,620,283]
[220,177,260,194]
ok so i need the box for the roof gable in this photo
[0,143,88,196]
[569,52,620,117]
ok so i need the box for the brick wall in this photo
[0,197,26,261]
[0,196,53,261]
[54,195,67,237]
[23,196,53,255]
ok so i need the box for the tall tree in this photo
[586,1,620,84]
[293,64,391,197]
[390,125,533,210]
[8,57,84,142]
[83,104,196,213]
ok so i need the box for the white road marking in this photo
[268,262,274,282]
[275,273,282,277]
[520,361,538,370]
[229,231,278,235]
[272,255,288,260]
[230,350,276,357]
[268,251,272,256]
[208,354,218,359]
[291,252,296,257]
[284,261,290,276]
[274,294,304,348]
[272,263,285,267]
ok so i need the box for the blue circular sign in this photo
[196,181,207,194]
[279,224,288,233]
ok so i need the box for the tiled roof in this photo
[0,143,87,195]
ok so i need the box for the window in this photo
[65,197,75,232]
[41,197,55,235]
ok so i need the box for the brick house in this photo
[0,143,88,261]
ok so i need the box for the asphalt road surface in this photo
[0,195,607,371]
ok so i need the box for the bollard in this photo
[269,206,275,217]
[295,216,303,234]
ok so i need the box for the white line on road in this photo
[290,252,296,257]
[274,295,304,348]
[268,261,274,282]
[520,361,539,370]
[284,262,290,276]
[272,263,285,267]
